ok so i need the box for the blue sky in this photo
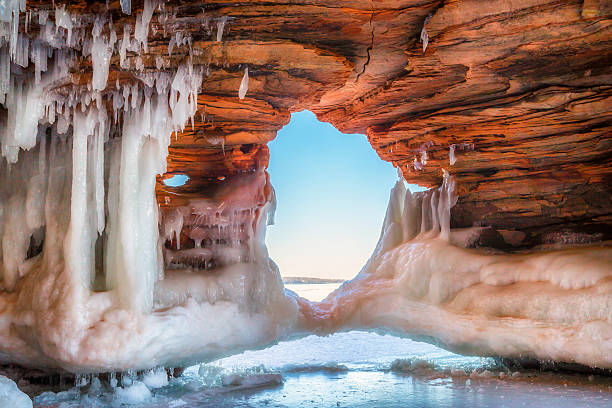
[265,110,422,280]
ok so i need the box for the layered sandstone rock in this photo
[26,0,612,249]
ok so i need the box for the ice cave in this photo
[0,0,611,406]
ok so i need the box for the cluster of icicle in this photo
[0,1,204,313]
[160,167,275,271]
[364,170,458,272]
[407,141,475,171]
[0,1,297,373]
[153,166,287,312]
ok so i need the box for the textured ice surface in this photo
[115,381,152,404]
[302,177,612,368]
[0,375,32,408]
[142,368,169,389]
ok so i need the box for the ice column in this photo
[105,93,171,312]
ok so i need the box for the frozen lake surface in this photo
[26,284,612,407]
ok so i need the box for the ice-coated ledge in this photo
[298,180,612,369]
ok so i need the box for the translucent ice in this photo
[0,376,32,408]
[120,0,132,16]
[142,368,169,389]
[216,16,228,42]
[115,381,151,404]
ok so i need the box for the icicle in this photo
[0,46,9,104]
[121,0,132,15]
[120,24,131,69]
[38,10,49,25]
[65,108,98,287]
[105,93,171,312]
[420,150,428,165]
[91,20,112,91]
[238,66,249,100]
[134,0,154,53]
[449,144,456,165]
[420,14,432,53]
[413,157,422,171]
[216,16,227,42]
[94,109,106,235]
[55,5,73,45]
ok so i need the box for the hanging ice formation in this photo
[216,16,228,42]
[449,143,474,166]
[121,0,132,16]
[238,66,249,99]
[420,14,432,53]
[0,2,297,372]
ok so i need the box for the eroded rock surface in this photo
[16,0,610,248]
[114,0,610,249]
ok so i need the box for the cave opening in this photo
[266,110,426,300]
[163,174,190,187]
[193,110,483,378]
[0,0,610,404]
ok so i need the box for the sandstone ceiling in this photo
[32,0,612,249]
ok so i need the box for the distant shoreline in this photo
[283,277,345,284]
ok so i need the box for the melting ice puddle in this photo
[27,284,612,407]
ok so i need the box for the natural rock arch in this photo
[0,0,610,373]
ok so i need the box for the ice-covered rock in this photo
[142,368,169,389]
[115,381,151,404]
[0,376,33,408]
[302,176,612,368]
